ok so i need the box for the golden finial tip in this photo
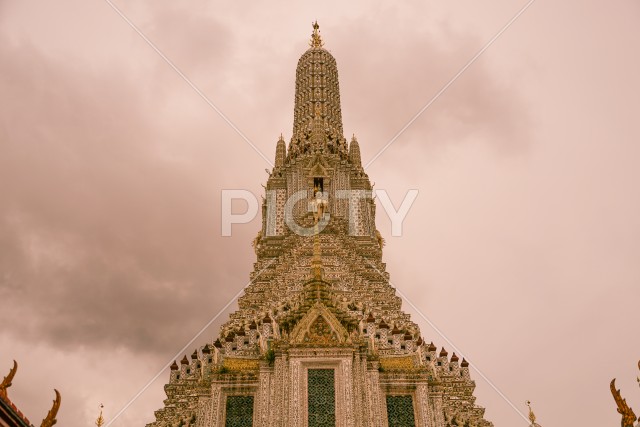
[95,403,105,427]
[309,21,324,48]
[526,400,537,424]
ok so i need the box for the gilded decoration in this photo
[40,389,61,427]
[290,302,349,345]
[379,356,417,371]
[305,316,338,344]
[611,361,640,427]
[309,21,324,48]
[0,359,17,398]
[223,358,260,372]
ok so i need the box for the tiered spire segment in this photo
[290,22,346,159]
[274,134,286,168]
[349,134,362,168]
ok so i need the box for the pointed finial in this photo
[40,389,61,427]
[0,360,17,398]
[525,401,541,426]
[95,404,105,427]
[611,378,637,427]
[309,21,324,48]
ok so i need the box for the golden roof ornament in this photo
[40,389,61,427]
[96,404,105,427]
[526,401,541,427]
[0,360,17,398]
[611,361,640,427]
[309,21,324,48]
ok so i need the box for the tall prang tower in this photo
[147,23,494,427]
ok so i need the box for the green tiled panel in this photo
[307,369,336,427]
[386,395,416,427]
[225,395,254,427]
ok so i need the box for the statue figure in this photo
[375,230,386,249]
[444,409,454,426]
[453,413,466,427]
[317,189,328,221]
[326,137,335,154]
[252,231,263,254]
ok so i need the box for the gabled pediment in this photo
[307,155,330,177]
[290,302,349,345]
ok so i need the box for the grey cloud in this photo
[0,38,253,355]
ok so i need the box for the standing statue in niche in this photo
[312,185,329,223]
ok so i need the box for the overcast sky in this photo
[1,1,639,426]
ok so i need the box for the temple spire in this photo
[275,134,286,168]
[291,23,344,154]
[349,134,362,168]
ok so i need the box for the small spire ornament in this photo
[526,401,541,427]
[309,21,324,48]
[95,404,105,427]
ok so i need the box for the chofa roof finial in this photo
[0,360,17,398]
[611,377,638,427]
[310,21,324,48]
[40,389,61,427]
